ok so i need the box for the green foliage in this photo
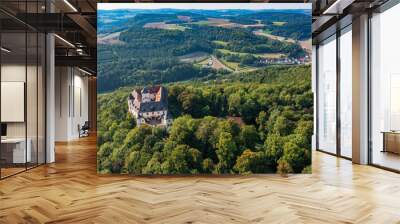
[143,152,163,174]
[256,111,268,140]
[277,158,293,176]
[216,132,238,173]
[98,16,308,93]
[202,158,215,173]
[281,141,309,173]
[239,125,259,150]
[125,151,152,174]
[234,150,272,174]
[97,7,312,174]
[97,46,312,174]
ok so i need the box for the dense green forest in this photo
[98,25,305,92]
[97,65,312,174]
[97,9,312,174]
[98,9,311,40]
[98,10,310,93]
[231,11,311,40]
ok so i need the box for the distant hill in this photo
[98,9,311,93]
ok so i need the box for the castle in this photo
[127,86,172,127]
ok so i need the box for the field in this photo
[97,32,125,45]
[272,21,287,26]
[213,40,228,47]
[177,15,191,22]
[220,59,256,72]
[253,29,296,43]
[143,22,186,31]
[218,49,248,56]
[209,56,233,71]
[193,18,265,29]
[218,48,285,59]
[179,51,209,63]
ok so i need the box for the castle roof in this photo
[129,86,168,113]
[141,85,162,94]
[139,101,167,113]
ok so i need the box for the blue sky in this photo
[98,3,311,11]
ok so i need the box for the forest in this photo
[97,65,313,174]
[98,10,310,93]
[97,9,312,174]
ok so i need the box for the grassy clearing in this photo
[218,49,285,59]
[144,22,186,31]
[272,21,287,26]
[219,58,257,73]
[197,57,209,65]
[258,29,272,34]
[179,51,209,63]
[218,49,248,56]
[191,20,213,26]
[253,29,296,43]
[162,24,186,31]
[220,59,239,70]
[213,40,229,47]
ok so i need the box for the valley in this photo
[98,9,311,92]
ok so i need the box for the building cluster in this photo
[128,86,172,127]
[261,55,311,65]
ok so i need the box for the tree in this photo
[227,93,242,116]
[123,125,153,149]
[215,132,237,173]
[281,141,308,173]
[234,149,257,174]
[295,91,313,108]
[119,112,136,130]
[214,119,240,144]
[256,111,268,137]
[142,152,163,174]
[277,158,293,176]
[112,129,128,145]
[142,135,160,154]
[97,142,114,172]
[169,115,199,145]
[293,120,313,148]
[161,144,193,174]
[240,54,257,66]
[240,98,259,124]
[272,115,293,136]
[187,148,203,173]
[202,158,214,173]
[178,89,207,118]
[125,151,151,174]
[195,116,219,155]
[110,144,137,173]
[264,133,284,168]
[239,125,259,150]
[234,150,272,174]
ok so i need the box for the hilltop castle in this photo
[128,86,172,127]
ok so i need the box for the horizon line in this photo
[98,3,311,11]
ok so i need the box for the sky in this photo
[97,3,311,11]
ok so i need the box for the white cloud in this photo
[98,3,311,11]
